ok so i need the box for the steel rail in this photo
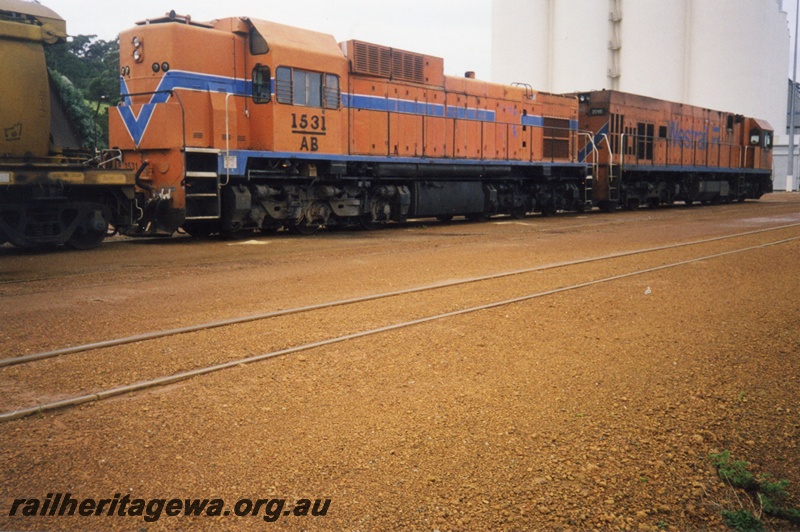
[1,235,798,423]
[2,222,799,369]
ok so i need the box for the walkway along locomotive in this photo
[109,12,773,239]
[0,0,137,249]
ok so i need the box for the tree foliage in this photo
[44,35,119,148]
[45,35,120,103]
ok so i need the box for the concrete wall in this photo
[492,0,792,189]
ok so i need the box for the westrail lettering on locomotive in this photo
[667,121,721,149]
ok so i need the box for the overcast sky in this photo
[37,0,800,81]
[41,0,493,79]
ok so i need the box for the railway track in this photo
[2,221,799,422]
[0,200,788,288]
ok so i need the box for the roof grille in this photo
[350,41,425,83]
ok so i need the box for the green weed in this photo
[710,450,799,530]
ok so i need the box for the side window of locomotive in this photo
[276,67,293,104]
[275,67,336,109]
[763,131,773,149]
[636,123,654,160]
[324,74,340,109]
[292,70,322,107]
[251,64,271,104]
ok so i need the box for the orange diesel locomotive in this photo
[576,90,773,211]
[110,13,586,237]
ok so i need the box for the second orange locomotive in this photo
[110,12,586,236]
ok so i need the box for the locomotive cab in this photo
[749,126,773,150]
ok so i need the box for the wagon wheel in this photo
[66,208,109,250]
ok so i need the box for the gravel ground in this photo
[1,194,799,531]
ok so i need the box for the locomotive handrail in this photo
[601,132,615,201]
[119,89,175,98]
[223,92,234,187]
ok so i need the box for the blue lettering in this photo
[667,120,719,149]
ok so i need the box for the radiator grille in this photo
[543,117,572,160]
[351,41,425,83]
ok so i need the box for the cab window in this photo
[324,74,340,109]
[251,64,271,104]
[275,66,340,109]
[276,67,292,104]
[294,70,322,107]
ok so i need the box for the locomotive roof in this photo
[244,17,344,59]
[577,89,774,130]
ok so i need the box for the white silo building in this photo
[492,0,793,189]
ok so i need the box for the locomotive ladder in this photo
[184,147,222,220]
[184,171,221,220]
[607,164,621,205]
[600,132,621,209]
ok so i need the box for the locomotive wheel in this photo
[182,221,218,238]
[221,222,254,240]
[509,206,527,220]
[288,220,320,235]
[66,208,109,250]
[358,214,380,231]
[260,219,283,234]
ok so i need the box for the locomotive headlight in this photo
[161,62,170,73]
[132,36,141,48]
[133,49,142,63]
